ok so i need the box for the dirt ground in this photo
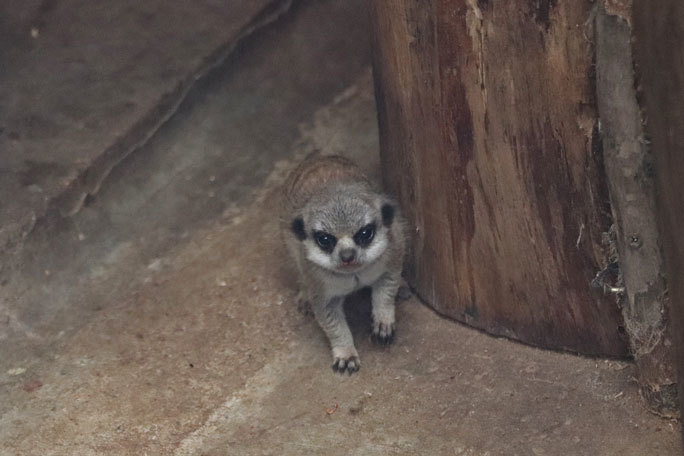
[0,1,681,455]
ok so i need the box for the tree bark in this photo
[633,0,684,423]
[595,6,676,416]
[370,0,629,356]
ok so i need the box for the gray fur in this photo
[281,154,406,375]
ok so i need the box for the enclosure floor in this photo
[0,1,680,454]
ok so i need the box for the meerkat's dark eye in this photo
[353,223,376,247]
[313,231,337,253]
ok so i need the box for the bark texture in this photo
[370,0,629,355]
[595,7,676,416]
[633,0,684,422]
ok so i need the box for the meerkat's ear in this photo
[381,203,395,227]
[291,217,307,241]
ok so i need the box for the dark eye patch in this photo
[381,204,395,227]
[313,231,337,253]
[353,223,376,247]
[291,217,306,241]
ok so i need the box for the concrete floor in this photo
[0,0,288,255]
[1,1,681,454]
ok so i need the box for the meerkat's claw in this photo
[371,321,396,345]
[332,355,361,375]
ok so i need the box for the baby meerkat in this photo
[281,154,406,375]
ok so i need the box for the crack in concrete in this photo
[54,0,294,218]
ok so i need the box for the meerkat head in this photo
[290,187,396,274]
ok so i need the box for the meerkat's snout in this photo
[338,247,357,264]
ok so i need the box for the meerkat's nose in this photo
[339,248,357,264]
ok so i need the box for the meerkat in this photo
[281,153,406,375]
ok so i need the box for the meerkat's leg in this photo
[371,272,400,345]
[312,297,360,375]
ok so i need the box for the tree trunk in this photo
[595,6,676,416]
[633,0,684,424]
[370,0,628,356]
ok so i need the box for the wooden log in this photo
[370,0,629,355]
[633,0,684,423]
[595,6,676,416]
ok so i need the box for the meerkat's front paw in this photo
[331,346,360,375]
[371,320,396,345]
